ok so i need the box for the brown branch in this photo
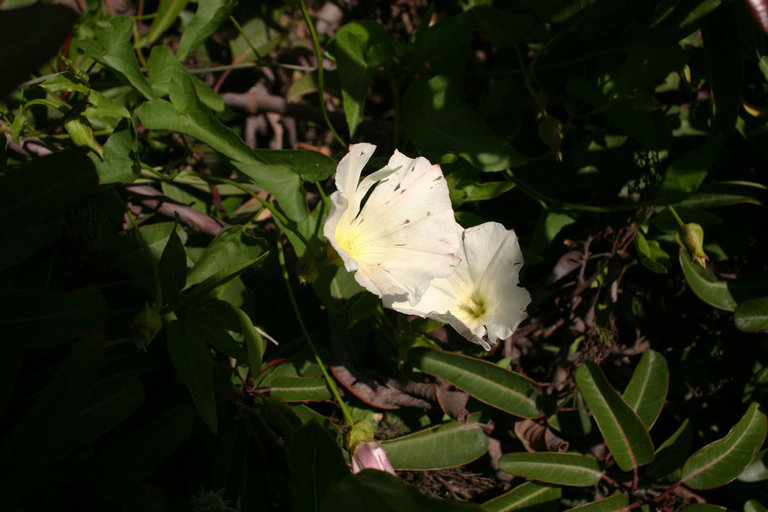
[125,185,228,237]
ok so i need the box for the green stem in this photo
[298,0,347,148]
[275,237,354,426]
[230,15,262,61]
[667,205,685,227]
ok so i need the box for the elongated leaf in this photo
[0,4,76,98]
[684,505,730,512]
[660,143,719,200]
[408,347,543,418]
[320,469,485,512]
[146,0,189,44]
[288,420,350,512]
[158,226,187,305]
[575,362,655,471]
[622,349,669,428]
[745,500,768,512]
[564,494,628,512]
[185,225,269,292]
[167,320,217,434]
[0,286,109,352]
[80,17,155,100]
[382,421,488,470]
[679,248,737,310]
[499,452,603,486]
[0,334,102,504]
[136,71,255,162]
[177,0,237,60]
[231,306,265,375]
[735,297,768,333]
[681,402,768,490]
[146,45,224,111]
[403,75,525,172]
[332,20,391,136]
[269,376,331,402]
[483,481,561,512]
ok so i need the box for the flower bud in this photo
[131,302,163,351]
[351,442,396,475]
[295,255,319,285]
[675,222,708,268]
[537,115,564,162]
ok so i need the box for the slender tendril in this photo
[298,0,347,148]
[276,237,354,426]
[667,205,685,227]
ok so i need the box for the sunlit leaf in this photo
[564,494,628,512]
[382,421,488,471]
[735,297,768,333]
[146,0,189,45]
[409,347,544,418]
[622,349,669,429]
[269,376,331,402]
[482,481,561,512]
[177,0,237,60]
[575,362,655,471]
[499,452,603,487]
[682,402,768,490]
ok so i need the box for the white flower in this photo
[387,222,531,350]
[323,143,460,306]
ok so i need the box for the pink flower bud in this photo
[351,441,396,475]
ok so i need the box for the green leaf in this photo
[564,494,629,512]
[332,21,391,136]
[0,334,102,504]
[146,45,225,111]
[269,376,331,402]
[146,0,189,44]
[381,421,488,470]
[735,297,768,333]
[0,286,109,352]
[0,4,77,99]
[158,226,187,305]
[745,500,768,512]
[185,225,269,292]
[498,452,603,487]
[228,16,283,64]
[231,306,266,375]
[136,68,255,162]
[645,419,696,479]
[288,420,350,512]
[403,75,525,172]
[84,89,131,119]
[622,349,669,429]
[0,151,98,251]
[660,143,720,200]
[177,0,237,60]
[401,13,473,76]
[685,505,731,512]
[234,149,336,221]
[575,362,655,471]
[90,120,141,184]
[681,402,768,490]
[94,406,195,503]
[80,17,155,100]
[167,320,218,434]
[62,371,145,453]
[634,230,671,274]
[482,481,561,512]
[320,469,485,512]
[408,347,544,418]
[64,115,103,157]
[738,449,768,482]
[184,301,248,362]
[679,247,737,311]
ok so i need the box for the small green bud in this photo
[130,302,163,351]
[675,222,708,268]
[295,255,319,285]
[346,420,374,453]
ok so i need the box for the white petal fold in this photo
[387,222,531,350]
[323,143,461,305]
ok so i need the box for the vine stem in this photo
[298,0,347,148]
[667,205,685,227]
[275,236,354,427]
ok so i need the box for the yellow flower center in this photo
[459,293,486,320]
